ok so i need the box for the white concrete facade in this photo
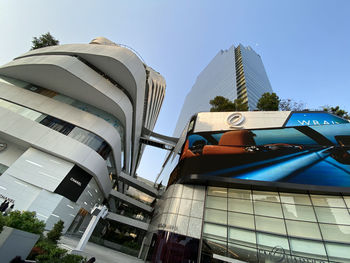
[0,37,165,231]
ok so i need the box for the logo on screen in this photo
[227,113,245,128]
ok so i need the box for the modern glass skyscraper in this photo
[173,44,273,136]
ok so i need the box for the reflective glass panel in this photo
[228,227,256,246]
[285,220,322,240]
[205,208,227,225]
[228,198,253,214]
[203,223,227,241]
[289,238,327,260]
[206,196,227,210]
[228,212,254,230]
[257,232,289,251]
[253,191,280,202]
[0,99,44,121]
[343,196,350,207]
[255,216,286,235]
[0,163,8,175]
[257,248,288,263]
[254,201,283,218]
[228,189,252,200]
[311,195,346,208]
[325,242,350,260]
[282,204,316,222]
[228,242,258,263]
[320,223,350,243]
[208,187,227,197]
[279,192,312,205]
[314,207,350,225]
[202,237,227,258]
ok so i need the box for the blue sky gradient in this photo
[1,0,349,181]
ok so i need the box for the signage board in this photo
[169,112,350,192]
[54,165,92,202]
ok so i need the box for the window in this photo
[285,220,322,239]
[255,216,286,235]
[282,204,316,221]
[254,201,283,218]
[206,196,227,210]
[228,198,253,214]
[203,223,227,241]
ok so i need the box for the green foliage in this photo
[233,98,249,111]
[47,220,64,244]
[31,32,59,50]
[323,105,349,119]
[59,254,85,263]
[34,239,83,263]
[256,92,280,111]
[2,210,82,262]
[210,96,234,112]
[210,96,248,112]
[279,99,305,111]
[123,240,141,250]
[4,210,45,235]
[0,213,5,233]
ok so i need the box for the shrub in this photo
[123,240,140,250]
[4,210,45,235]
[0,213,5,233]
[47,220,64,244]
[33,239,84,263]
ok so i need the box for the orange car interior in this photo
[202,130,256,155]
[180,139,197,160]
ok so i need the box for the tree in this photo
[4,210,45,235]
[0,213,5,233]
[33,240,83,263]
[256,92,280,111]
[210,96,235,112]
[47,220,64,244]
[210,96,248,112]
[31,32,59,50]
[323,105,349,119]
[232,98,249,111]
[279,99,306,111]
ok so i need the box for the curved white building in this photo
[0,37,165,231]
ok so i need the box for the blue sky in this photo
[1,0,349,182]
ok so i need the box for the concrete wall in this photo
[0,226,39,262]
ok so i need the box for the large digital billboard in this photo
[168,112,350,192]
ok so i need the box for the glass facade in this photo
[22,84,125,145]
[235,45,248,106]
[0,98,114,166]
[0,163,8,175]
[201,186,350,262]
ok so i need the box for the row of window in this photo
[208,187,350,208]
[0,98,113,162]
[202,187,350,262]
[204,209,350,243]
[23,84,125,144]
[206,195,350,225]
[0,163,8,175]
[202,235,348,262]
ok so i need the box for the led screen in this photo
[285,112,348,127]
[168,123,350,190]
